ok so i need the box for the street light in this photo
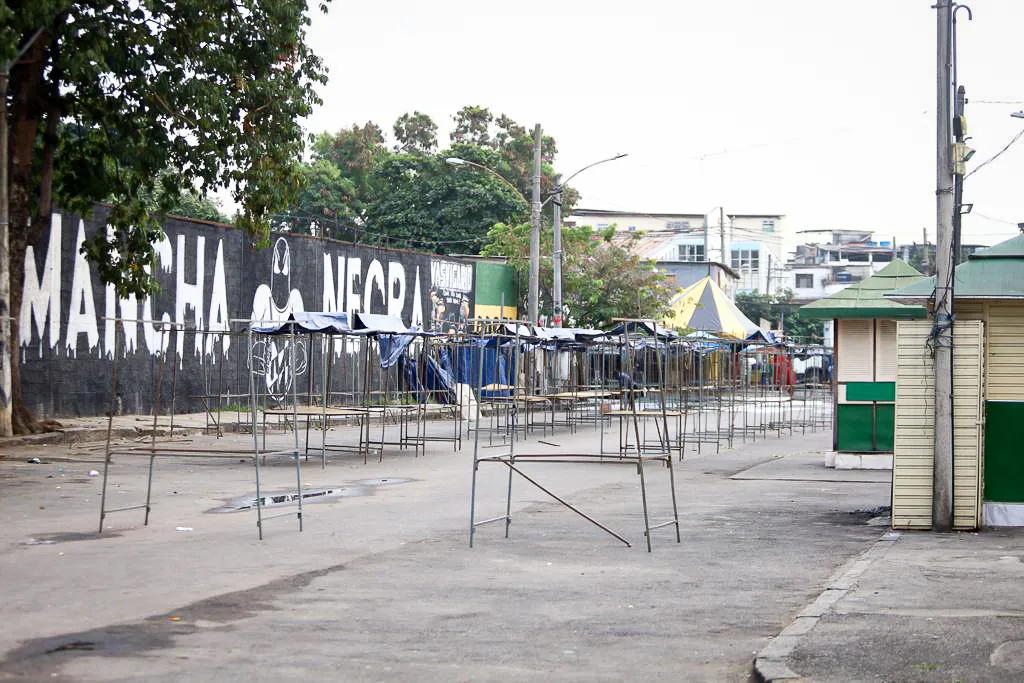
[550,153,628,327]
[447,150,628,328]
[1012,111,1024,119]
[446,154,537,323]
[444,157,528,203]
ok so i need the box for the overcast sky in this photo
[299,0,1024,250]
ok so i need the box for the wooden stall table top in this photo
[548,390,619,400]
[603,409,685,418]
[263,405,368,417]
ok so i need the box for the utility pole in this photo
[528,124,542,325]
[933,0,955,532]
[719,207,726,268]
[703,216,710,276]
[551,174,563,327]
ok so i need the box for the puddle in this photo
[213,487,368,512]
[211,477,414,513]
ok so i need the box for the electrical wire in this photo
[964,127,1024,179]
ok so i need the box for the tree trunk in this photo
[8,35,50,435]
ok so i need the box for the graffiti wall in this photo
[18,206,477,417]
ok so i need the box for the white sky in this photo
[298,0,1024,249]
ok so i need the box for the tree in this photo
[481,223,674,328]
[274,158,361,240]
[279,108,580,254]
[393,111,437,154]
[364,149,527,254]
[450,105,493,147]
[137,169,229,224]
[735,289,822,342]
[2,0,329,433]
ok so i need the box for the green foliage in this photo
[278,106,580,254]
[451,105,493,147]
[3,0,331,298]
[122,168,228,224]
[363,150,527,254]
[481,223,674,328]
[393,111,437,154]
[735,288,822,342]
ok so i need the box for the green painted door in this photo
[837,404,875,452]
[984,401,1024,502]
[876,404,895,452]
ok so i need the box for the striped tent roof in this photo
[663,276,759,339]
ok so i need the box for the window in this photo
[731,248,760,272]
[627,225,637,232]
[847,252,870,262]
[795,273,814,289]
[666,220,691,231]
[677,244,705,262]
[873,252,893,262]
[762,219,775,233]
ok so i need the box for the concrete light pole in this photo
[528,124,542,325]
[933,0,955,532]
[551,174,563,327]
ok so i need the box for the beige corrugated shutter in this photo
[838,319,874,382]
[986,303,1024,401]
[953,321,984,529]
[875,319,898,381]
[892,320,984,530]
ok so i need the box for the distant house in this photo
[566,208,784,294]
[782,230,900,304]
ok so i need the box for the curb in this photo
[753,529,903,681]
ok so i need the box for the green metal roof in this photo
[887,234,1024,302]
[799,260,928,320]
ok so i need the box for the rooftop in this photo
[800,260,928,320]
[887,234,1024,302]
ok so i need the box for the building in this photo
[656,260,739,300]
[798,261,926,468]
[567,208,784,294]
[780,230,899,304]
[887,234,1024,529]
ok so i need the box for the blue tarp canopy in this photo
[251,311,424,337]
[746,329,779,345]
[250,311,353,335]
[583,321,679,341]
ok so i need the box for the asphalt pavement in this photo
[0,415,1018,682]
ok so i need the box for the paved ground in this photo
[782,530,1024,682]
[0,418,893,681]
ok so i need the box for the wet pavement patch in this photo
[825,506,892,526]
[211,477,415,513]
[0,562,347,681]
[46,640,95,654]
[20,531,120,546]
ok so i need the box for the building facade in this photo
[567,208,785,295]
